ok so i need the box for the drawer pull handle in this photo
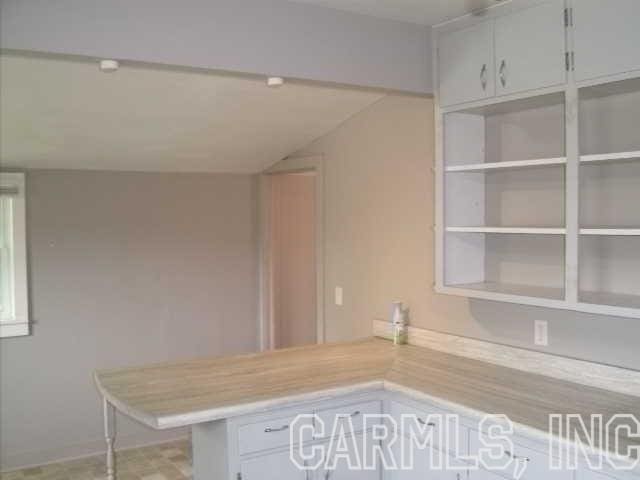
[417,418,436,427]
[336,410,361,421]
[505,450,531,462]
[264,425,289,433]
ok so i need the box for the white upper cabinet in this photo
[438,21,494,107]
[573,0,640,82]
[494,0,567,96]
[437,0,567,107]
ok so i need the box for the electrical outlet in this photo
[335,286,343,306]
[534,320,548,346]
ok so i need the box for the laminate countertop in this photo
[94,337,640,460]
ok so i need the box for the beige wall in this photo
[276,94,640,370]
[271,173,317,348]
[0,170,259,470]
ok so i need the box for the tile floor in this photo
[0,440,192,480]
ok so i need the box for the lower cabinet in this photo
[386,440,467,480]
[469,429,573,480]
[241,433,381,480]
[576,470,619,480]
[225,393,635,480]
[320,433,380,480]
[240,450,305,480]
[471,470,506,480]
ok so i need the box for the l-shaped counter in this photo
[94,337,640,480]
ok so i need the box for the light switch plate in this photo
[335,286,343,306]
[534,320,548,346]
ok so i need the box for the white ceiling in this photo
[289,0,504,25]
[0,54,383,173]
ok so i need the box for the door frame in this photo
[258,155,325,351]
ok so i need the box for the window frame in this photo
[0,172,29,338]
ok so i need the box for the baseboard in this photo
[1,428,189,473]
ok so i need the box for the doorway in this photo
[260,156,324,351]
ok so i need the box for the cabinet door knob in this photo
[480,63,487,91]
[499,60,507,87]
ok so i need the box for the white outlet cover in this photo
[534,320,548,346]
[335,286,343,306]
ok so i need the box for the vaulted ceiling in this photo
[0,53,384,173]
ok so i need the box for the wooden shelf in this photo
[446,157,566,173]
[446,227,566,235]
[447,281,565,301]
[580,228,640,236]
[580,150,640,164]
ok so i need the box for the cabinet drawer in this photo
[238,413,313,455]
[314,400,382,439]
[469,429,572,480]
[388,400,468,457]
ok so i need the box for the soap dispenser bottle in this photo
[390,301,408,345]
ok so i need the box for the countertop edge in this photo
[93,372,161,429]
[155,380,386,429]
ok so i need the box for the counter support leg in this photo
[103,398,116,480]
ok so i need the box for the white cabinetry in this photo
[472,470,508,480]
[573,0,640,82]
[438,0,566,107]
[494,0,566,96]
[469,430,572,480]
[195,391,636,480]
[321,433,380,480]
[438,22,494,107]
[225,395,383,480]
[387,441,467,480]
[441,93,567,302]
[577,78,640,313]
[434,0,640,318]
[240,450,305,480]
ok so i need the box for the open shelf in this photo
[446,157,566,173]
[580,77,640,157]
[580,157,640,229]
[445,232,565,300]
[446,166,565,230]
[445,92,565,169]
[445,93,566,241]
[447,282,565,301]
[577,79,640,313]
[579,235,640,309]
[580,229,640,236]
[580,150,640,164]
[437,75,640,316]
[447,227,565,235]
[580,291,640,310]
